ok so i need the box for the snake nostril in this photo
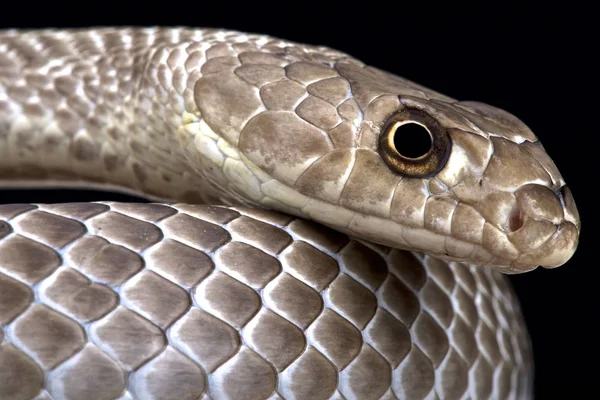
[508,208,525,232]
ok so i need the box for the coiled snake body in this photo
[0,28,580,399]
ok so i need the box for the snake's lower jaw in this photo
[517,221,580,270]
[336,206,579,274]
[462,216,579,272]
[449,220,578,272]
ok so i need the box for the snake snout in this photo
[509,183,580,270]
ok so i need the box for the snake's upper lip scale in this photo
[478,215,579,272]
[515,221,580,270]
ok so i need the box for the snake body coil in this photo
[0,28,580,399]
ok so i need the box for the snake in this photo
[0,27,580,400]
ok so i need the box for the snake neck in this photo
[0,28,284,204]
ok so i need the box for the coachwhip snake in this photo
[0,27,580,399]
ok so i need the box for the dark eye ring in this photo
[378,108,451,178]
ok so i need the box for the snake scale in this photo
[0,27,580,400]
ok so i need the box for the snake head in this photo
[372,94,581,273]
[191,45,579,273]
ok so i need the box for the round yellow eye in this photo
[378,108,451,178]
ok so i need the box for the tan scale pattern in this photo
[0,203,532,399]
[0,28,579,272]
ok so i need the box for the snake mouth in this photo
[485,218,580,272]
[520,221,579,269]
[477,184,580,272]
[338,182,581,273]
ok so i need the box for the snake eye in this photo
[378,108,451,178]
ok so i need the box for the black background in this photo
[0,2,596,398]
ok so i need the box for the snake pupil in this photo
[379,109,451,178]
[393,122,432,159]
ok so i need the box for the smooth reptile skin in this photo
[0,28,580,399]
